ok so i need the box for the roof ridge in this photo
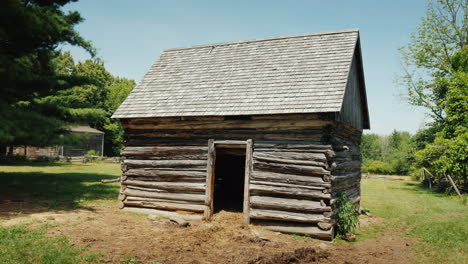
[165,29,359,52]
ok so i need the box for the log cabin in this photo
[112,29,370,240]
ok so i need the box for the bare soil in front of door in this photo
[1,201,414,264]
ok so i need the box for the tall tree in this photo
[400,0,467,124]
[0,0,95,153]
[49,52,135,156]
[401,0,467,188]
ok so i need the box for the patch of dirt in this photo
[358,215,383,228]
[248,248,330,264]
[328,231,414,264]
[1,202,415,264]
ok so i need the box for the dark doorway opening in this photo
[213,148,246,213]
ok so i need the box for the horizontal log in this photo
[123,188,205,202]
[250,113,321,120]
[317,222,333,230]
[214,140,247,145]
[251,171,330,188]
[332,186,360,198]
[250,208,330,223]
[253,155,328,168]
[122,119,331,130]
[250,180,326,191]
[250,184,331,199]
[121,207,203,221]
[124,138,208,147]
[125,196,204,204]
[333,160,361,170]
[125,168,206,178]
[123,180,205,192]
[123,200,205,212]
[254,143,332,150]
[250,196,331,212]
[253,151,327,163]
[331,171,361,183]
[254,161,330,176]
[125,130,322,140]
[123,159,207,169]
[256,221,334,241]
[121,146,208,156]
[124,154,207,160]
[126,176,205,182]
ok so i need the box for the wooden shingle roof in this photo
[113,29,366,119]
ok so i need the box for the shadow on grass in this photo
[0,162,68,167]
[389,181,455,199]
[0,170,120,215]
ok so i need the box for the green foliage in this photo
[399,0,467,191]
[362,160,393,175]
[0,0,96,150]
[0,154,28,164]
[51,52,135,156]
[34,155,59,163]
[399,0,467,123]
[361,131,414,175]
[85,149,98,157]
[0,2,134,157]
[335,193,360,237]
[0,225,96,264]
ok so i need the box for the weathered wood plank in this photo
[250,208,330,223]
[125,196,204,205]
[256,221,334,241]
[253,161,330,176]
[250,196,331,212]
[253,155,328,168]
[204,139,216,220]
[123,188,205,202]
[124,169,206,178]
[121,207,203,221]
[253,151,327,163]
[122,119,331,130]
[250,180,326,191]
[249,184,331,199]
[254,143,333,150]
[123,159,207,168]
[123,180,205,192]
[123,200,205,212]
[333,160,361,170]
[121,146,208,156]
[250,171,330,187]
[243,139,253,225]
[125,176,205,182]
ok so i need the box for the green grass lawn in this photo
[0,163,466,263]
[0,162,121,210]
[360,179,467,264]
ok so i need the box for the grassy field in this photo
[360,179,467,263]
[0,162,121,210]
[0,162,466,263]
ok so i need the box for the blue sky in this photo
[63,0,431,135]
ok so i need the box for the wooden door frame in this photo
[204,139,253,225]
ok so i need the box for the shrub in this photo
[34,156,59,163]
[85,150,98,157]
[0,154,28,164]
[362,160,394,175]
[335,193,359,237]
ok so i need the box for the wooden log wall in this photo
[118,114,362,241]
[329,123,362,207]
[119,146,208,213]
[249,143,335,240]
